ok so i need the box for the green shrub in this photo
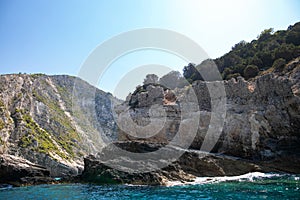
[222,68,233,80]
[0,119,4,130]
[244,65,259,79]
[30,73,45,79]
[0,100,4,108]
[20,113,72,160]
[272,58,286,72]
[212,22,300,80]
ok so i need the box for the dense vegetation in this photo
[183,21,300,81]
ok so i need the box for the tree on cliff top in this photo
[212,21,300,80]
[183,63,203,83]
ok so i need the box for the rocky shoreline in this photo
[79,57,300,186]
[79,141,300,186]
[1,57,300,187]
[0,154,82,186]
[2,140,299,187]
[0,154,54,186]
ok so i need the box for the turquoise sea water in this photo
[0,173,299,200]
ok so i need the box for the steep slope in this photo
[0,74,119,176]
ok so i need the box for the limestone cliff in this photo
[118,57,300,160]
[81,57,300,186]
[1,56,300,185]
[0,74,119,177]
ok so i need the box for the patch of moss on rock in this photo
[19,112,71,160]
[0,100,4,115]
[0,119,5,131]
[32,89,80,157]
[30,73,45,79]
[0,100,4,108]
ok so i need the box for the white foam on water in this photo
[0,184,13,190]
[165,172,284,187]
[124,184,148,187]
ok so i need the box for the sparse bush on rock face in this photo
[222,68,233,80]
[183,63,202,83]
[0,119,4,131]
[272,58,286,72]
[244,65,259,79]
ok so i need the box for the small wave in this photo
[165,172,286,187]
[0,184,13,190]
[124,184,148,187]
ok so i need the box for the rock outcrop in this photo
[0,154,52,186]
[1,56,300,186]
[81,141,300,185]
[118,57,300,160]
[0,74,120,177]
[82,57,300,185]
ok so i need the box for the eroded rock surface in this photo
[118,57,300,160]
[85,57,300,185]
[0,74,120,177]
[81,141,299,185]
[0,154,52,186]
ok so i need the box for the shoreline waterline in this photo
[0,172,299,199]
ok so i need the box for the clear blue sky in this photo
[0,0,300,98]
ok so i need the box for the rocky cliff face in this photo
[81,141,264,185]
[118,57,300,160]
[82,57,300,185]
[0,74,119,177]
[81,140,300,186]
[1,57,300,186]
[0,154,53,186]
[195,58,300,159]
